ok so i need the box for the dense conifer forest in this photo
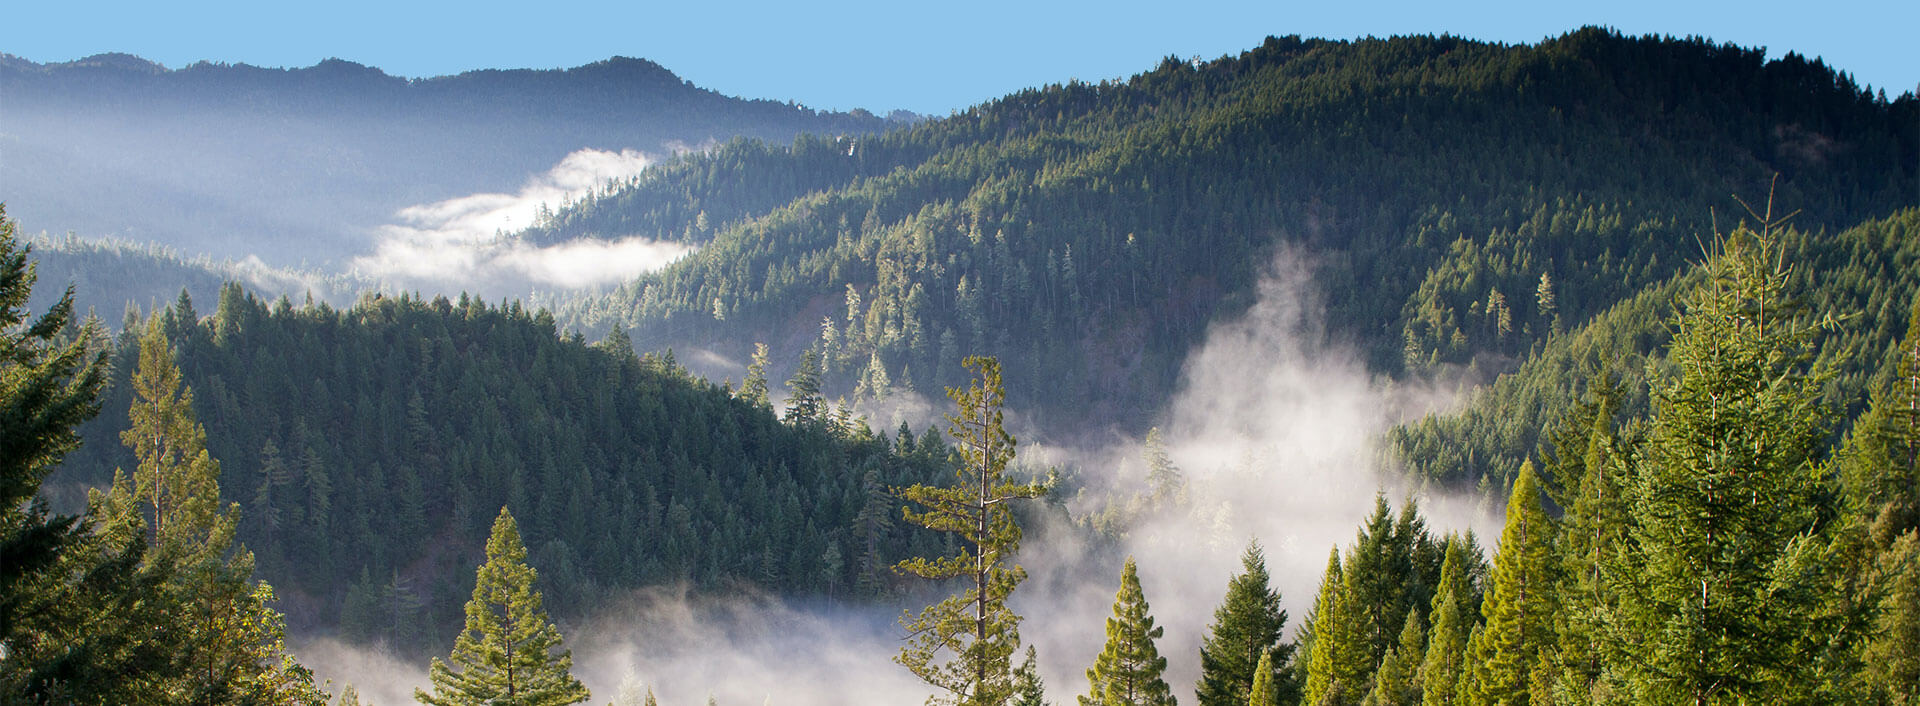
[3,24,1918,706]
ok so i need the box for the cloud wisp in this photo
[351,148,692,293]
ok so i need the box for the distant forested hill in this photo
[0,52,900,264]
[51,288,953,653]
[525,28,1916,436]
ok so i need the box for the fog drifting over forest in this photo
[297,248,1493,705]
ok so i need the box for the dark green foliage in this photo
[1013,646,1049,706]
[55,286,950,653]
[0,204,204,703]
[1363,610,1424,706]
[1196,541,1293,706]
[1305,499,1444,706]
[1394,208,1920,488]
[537,29,1916,437]
[1601,226,1859,703]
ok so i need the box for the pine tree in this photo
[785,349,826,425]
[418,507,589,706]
[96,319,323,704]
[895,356,1046,706]
[1303,548,1367,706]
[0,204,174,702]
[1419,536,1478,706]
[1842,295,1920,539]
[1542,373,1633,704]
[1248,649,1278,706]
[1197,541,1292,706]
[740,342,772,410]
[1364,609,1425,706]
[1460,462,1557,705]
[1603,225,1855,703]
[1142,428,1185,507]
[1081,558,1175,706]
[1013,646,1049,706]
[1862,533,1920,704]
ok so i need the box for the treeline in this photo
[52,281,956,654]
[532,27,1917,434]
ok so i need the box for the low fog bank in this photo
[296,247,1494,704]
[350,148,695,298]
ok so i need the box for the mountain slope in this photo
[50,288,953,652]
[529,28,1917,436]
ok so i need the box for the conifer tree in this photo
[418,507,589,706]
[784,349,826,424]
[0,204,181,702]
[1851,296,1920,704]
[1460,462,1557,705]
[1081,558,1175,706]
[1602,225,1855,703]
[1842,295,1920,539]
[1542,373,1633,704]
[895,356,1045,706]
[1248,650,1278,706]
[1013,646,1049,706]
[1862,533,1920,704]
[1419,536,1477,706]
[740,342,772,410]
[1303,548,1366,706]
[1197,541,1291,706]
[97,319,323,704]
[1364,609,1425,706]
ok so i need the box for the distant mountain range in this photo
[0,52,909,267]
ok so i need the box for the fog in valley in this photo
[296,248,1494,704]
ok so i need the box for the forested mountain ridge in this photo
[0,51,901,265]
[527,27,1916,436]
[49,285,956,654]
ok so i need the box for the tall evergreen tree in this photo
[1013,646,1050,706]
[740,342,773,410]
[1080,557,1175,706]
[1364,609,1425,706]
[96,320,322,704]
[1303,548,1366,706]
[1460,462,1558,705]
[1602,225,1857,703]
[1419,536,1479,706]
[1196,541,1292,706]
[418,507,590,706]
[1248,649,1279,706]
[0,204,183,702]
[895,356,1046,706]
[785,348,826,425]
[1542,373,1634,705]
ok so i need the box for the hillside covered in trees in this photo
[49,283,960,654]
[6,23,1920,706]
[524,27,1916,435]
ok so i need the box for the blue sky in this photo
[9,0,1917,115]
